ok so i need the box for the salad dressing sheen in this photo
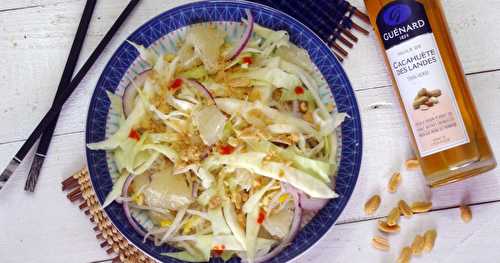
[364,0,496,187]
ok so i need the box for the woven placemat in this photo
[62,168,155,263]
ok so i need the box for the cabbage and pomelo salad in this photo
[88,10,347,263]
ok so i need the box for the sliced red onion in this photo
[298,192,329,211]
[123,70,151,117]
[121,175,193,243]
[121,173,147,237]
[123,203,148,237]
[121,173,139,197]
[226,9,254,61]
[184,78,215,104]
[281,182,299,196]
[284,183,330,211]
[254,190,302,263]
[122,174,171,243]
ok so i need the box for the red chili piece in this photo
[294,86,305,95]
[170,78,183,91]
[128,129,141,141]
[257,209,267,224]
[219,145,235,155]
[242,56,253,65]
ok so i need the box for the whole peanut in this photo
[428,89,442,97]
[417,88,428,97]
[413,96,429,109]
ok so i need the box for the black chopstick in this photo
[250,0,369,61]
[24,0,97,192]
[0,0,141,192]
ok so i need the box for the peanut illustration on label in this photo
[413,88,442,110]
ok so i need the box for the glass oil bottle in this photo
[364,0,496,187]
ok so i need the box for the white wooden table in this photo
[0,1,499,262]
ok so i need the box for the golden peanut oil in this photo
[364,0,496,187]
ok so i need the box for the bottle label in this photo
[376,0,469,157]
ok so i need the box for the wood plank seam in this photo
[0,0,85,14]
[0,5,40,13]
[466,68,500,76]
[88,259,113,263]
[0,131,84,146]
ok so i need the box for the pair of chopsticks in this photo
[290,0,370,61]
[24,0,97,192]
[251,0,370,62]
[327,0,370,61]
[0,0,141,192]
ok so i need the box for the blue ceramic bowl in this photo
[86,1,362,262]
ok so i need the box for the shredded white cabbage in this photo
[243,180,275,214]
[127,41,158,65]
[205,153,336,199]
[88,15,346,262]
[240,67,301,90]
[87,102,145,150]
[245,207,261,263]
[101,171,129,208]
[222,200,247,250]
[208,207,232,235]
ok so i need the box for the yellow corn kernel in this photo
[164,54,175,62]
[160,220,172,228]
[182,225,192,234]
[132,193,144,206]
[279,193,290,203]
[182,216,199,234]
